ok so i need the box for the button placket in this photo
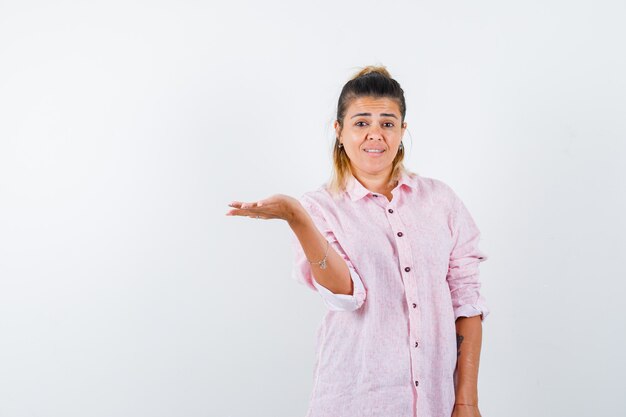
[387,208,421,391]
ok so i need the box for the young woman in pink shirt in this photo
[226,65,489,417]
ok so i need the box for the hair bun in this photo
[351,65,391,80]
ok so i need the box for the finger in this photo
[228,200,260,208]
[229,210,263,219]
[226,209,275,220]
[226,210,254,217]
[240,201,261,209]
[226,206,263,217]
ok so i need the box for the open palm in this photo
[226,193,302,224]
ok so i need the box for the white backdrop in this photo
[1,1,624,416]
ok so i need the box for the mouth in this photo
[363,148,386,157]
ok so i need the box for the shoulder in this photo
[296,184,339,217]
[297,185,328,205]
[413,173,460,206]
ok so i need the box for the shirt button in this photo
[388,208,393,213]
[372,194,378,197]
[415,341,419,347]
[397,231,403,237]
[415,380,419,387]
[412,303,417,308]
[404,267,411,272]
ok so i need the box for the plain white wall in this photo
[1,1,624,416]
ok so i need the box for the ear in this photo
[334,120,341,138]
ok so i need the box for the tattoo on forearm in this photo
[456,333,464,358]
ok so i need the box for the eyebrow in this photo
[350,112,398,119]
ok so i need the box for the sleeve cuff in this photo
[312,266,366,312]
[454,304,490,322]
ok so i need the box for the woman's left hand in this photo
[451,404,482,417]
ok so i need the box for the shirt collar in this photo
[345,170,416,202]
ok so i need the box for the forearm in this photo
[289,206,353,295]
[454,315,483,404]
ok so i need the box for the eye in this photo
[355,121,367,127]
[384,122,394,127]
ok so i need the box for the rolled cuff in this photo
[312,266,367,312]
[454,302,490,322]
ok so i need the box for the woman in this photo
[226,66,489,417]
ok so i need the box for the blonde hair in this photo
[326,64,411,198]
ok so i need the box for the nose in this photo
[367,125,383,140]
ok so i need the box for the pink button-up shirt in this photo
[290,169,489,417]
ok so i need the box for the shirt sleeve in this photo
[446,192,490,322]
[290,196,367,312]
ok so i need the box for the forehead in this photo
[347,96,400,115]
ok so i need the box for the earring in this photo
[399,141,404,151]
[337,137,343,148]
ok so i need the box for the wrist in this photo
[288,204,311,229]
[455,389,478,405]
